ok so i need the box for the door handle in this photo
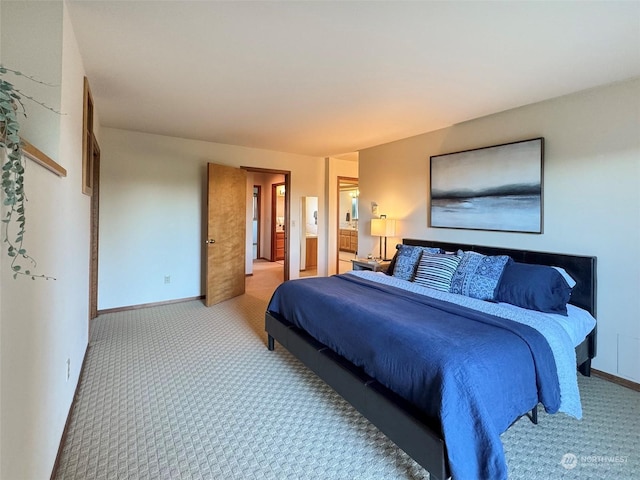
[205,239,215,244]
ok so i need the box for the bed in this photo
[265,239,597,480]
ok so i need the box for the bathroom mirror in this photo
[300,196,318,276]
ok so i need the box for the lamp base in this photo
[382,236,389,262]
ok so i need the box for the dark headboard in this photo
[403,239,597,318]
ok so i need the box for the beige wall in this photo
[1,2,94,478]
[359,78,640,381]
[98,128,325,309]
[0,0,62,160]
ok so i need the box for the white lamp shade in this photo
[371,218,396,237]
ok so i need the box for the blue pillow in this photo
[413,252,462,292]
[391,245,423,281]
[496,262,572,315]
[450,251,511,301]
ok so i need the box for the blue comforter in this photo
[267,274,560,480]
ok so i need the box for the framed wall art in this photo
[430,137,544,233]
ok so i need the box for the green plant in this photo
[0,65,56,280]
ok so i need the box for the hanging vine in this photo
[0,65,57,280]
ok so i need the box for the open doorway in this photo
[299,196,318,277]
[203,165,289,306]
[252,185,261,260]
[336,177,359,274]
[244,168,290,284]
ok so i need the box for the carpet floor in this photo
[54,262,639,479]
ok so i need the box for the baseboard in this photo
[97,295,205,315]
[50,343,90,480]
[592,368,640,392]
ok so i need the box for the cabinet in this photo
[305,236,317,268]
[339,231,350,251]
[339,229,358,253]
[275,231,285,260]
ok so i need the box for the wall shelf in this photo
[21,138,67,177]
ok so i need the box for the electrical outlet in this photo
[66,358,71,382]
[164,275,171,284]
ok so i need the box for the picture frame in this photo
[82,76,95,195]
[429,138,544,233]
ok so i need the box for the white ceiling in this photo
[67,1,640,158]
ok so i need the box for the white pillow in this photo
[552,266,577,288]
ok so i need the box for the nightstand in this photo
[351,259,391,273]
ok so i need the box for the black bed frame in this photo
[265,239,597,480]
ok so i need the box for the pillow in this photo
[390,245,444,280]
[552,266,577,288]
[450,251,511,301]
[413,252,462,292]
[391,245,423,281]
[495,262,573,315]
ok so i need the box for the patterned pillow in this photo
[413,252,462,291]
[391,245,423,281]
[450,251,511,301]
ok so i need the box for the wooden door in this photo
[206,163,247,306]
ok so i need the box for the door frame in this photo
[243,167,290,281]
[253,185,261,259]
[89,133,101,325]
[336,176,358,274]
[271,182,285,261]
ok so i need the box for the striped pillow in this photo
[413,252,462,291]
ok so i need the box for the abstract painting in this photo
[430,138,543,233]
